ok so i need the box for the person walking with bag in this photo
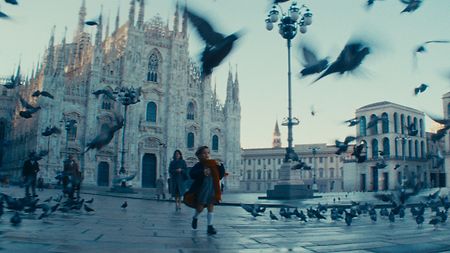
[183,146,225,235]
[169,150,188,211]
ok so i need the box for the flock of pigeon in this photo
[2,1,449,161]
[0,192,128,226]
[240,189,449,229]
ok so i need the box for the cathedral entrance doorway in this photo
[142,153,157,188]
[97,162,110,186]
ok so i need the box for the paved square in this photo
[1,187,450,253]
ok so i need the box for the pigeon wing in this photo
[302,46,318,66]
[186,9,225,46]
[19,97,33,110]
[41,91,54,99]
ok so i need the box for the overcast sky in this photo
[1,0,449,148]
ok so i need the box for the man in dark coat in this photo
[22,151,40,198]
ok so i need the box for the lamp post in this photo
[395,135,411,189]
[158,142,167,181]
[114,86,141,178]
[62,118,77,159]
[309,146,320,191]
[265,1,313,162]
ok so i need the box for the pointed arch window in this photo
[187,102,195,120]
[68,121,77,141]
[187,132,194,148]
[147,53,159,82]
[360,116,367,136]
[146,102,157,122]
[101,100,112,110]
[212,135,219,151]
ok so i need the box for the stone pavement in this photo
[1,186,450,253]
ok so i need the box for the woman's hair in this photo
[195,146,209,157]
[172,149,183,160]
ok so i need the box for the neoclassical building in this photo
[240,122,352,193]
[343,101,429,191]
[0,0,241,190]
[442,92,450,186]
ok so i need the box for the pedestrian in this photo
[22,151,40,198]
[183,146,225,235]
[37,176,44,191]
[169,150,188,211]
[156,175,166,200]
[63,154,82,199]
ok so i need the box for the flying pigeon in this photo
[42,126,62,137]
[32,90,54,99]
[345,117,360,127]
[84,113,124,153]
[312,41,370,83]
[400,0,423,13]
[186,7,242,78]
[4,0,18,5]
[299,45,329,77]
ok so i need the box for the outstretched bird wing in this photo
[19,97,34,110]
[301,46,319,66]
[41,91,54,99]
[186,8,225,46]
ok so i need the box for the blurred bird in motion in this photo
[312,41,371,84]
[298,45,329,77]
[185,7,242,78]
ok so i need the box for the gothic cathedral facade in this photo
[0,0,241,190]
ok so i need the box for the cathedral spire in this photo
[35,58,41,77]
[15,61,21,81]
[115,5,120,34]
[212,77,217,105]
[128,0,136,28]
[30,65,35,80]
[105,13,110,38]
[95,8,103,46]
[272,120,282,148]
[233,64,239,103]
[182,0,188,37]
[56,27,67,75]
[173,0,180,33]
[76,0,86,37]
[225,64,233,104]
[45,26,56,75]
[137,0,145,29]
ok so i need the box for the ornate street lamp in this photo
[63,118,77,159]
[265,1,313,162]
[114,86,141,178]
